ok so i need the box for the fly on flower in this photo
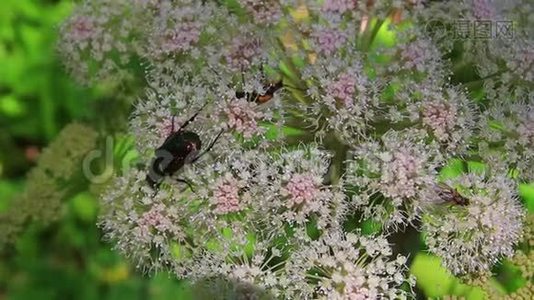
[146,103,223,190]
[235,79,283,104]
[434,182,470,206]
[210,63,284,105]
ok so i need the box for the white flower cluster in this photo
[478,96,534,181]
[418,0,534,100]
[59,0,532,298]
[58,0,142,83]
[301,52,381,142]
[347,129,444,228]
[423,173,525,275]
[288,230,415,299]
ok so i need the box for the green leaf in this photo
[70,192,97,222]
[518,183,534,213]
[244,232,256,257]
[380,83,399,103]
[360,219,381,235]
[222,227,233,239]
[306,217,321,240]
[170,243,191,261]
[467,161,486,175]
[438,158,465,180]
[262,123,306,141]
[0,180,23,212]
[410,253,485,299]
[264,123,279,140]
[0,94,25,117]
[279,61,301,85]
[411,253,455,296]
[369,18,397,50]
[283,125,305,136]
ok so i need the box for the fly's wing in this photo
[433,183,455,203]
[265,80,283,95]
[434,182,469,206]
[256,80,283,104]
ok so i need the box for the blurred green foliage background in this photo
[0,1,532,299]
[0,1,190,299]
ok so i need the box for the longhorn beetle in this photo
[146,103,223,190]
[235,80,283,104]
[235,64,283,104]
[209,64,284,105]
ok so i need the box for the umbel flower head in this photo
[387,82,477,154]
[422,173,525,276]
[238,0,283,25]
[143,0,214,59]
[99,145,347,285]
[478,96,534,181]
[56,0,533,298]
[58,0,146,83]
[58,0,234,83]
[300,51,381,143]
[287,230,415,299]
[419,0,533,99]
[347,129,445,228]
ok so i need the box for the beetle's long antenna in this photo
[177,101,209,131]
[192,129,224,163]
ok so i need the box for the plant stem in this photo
[325,135,349,185]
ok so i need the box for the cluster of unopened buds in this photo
[60,0,532,298]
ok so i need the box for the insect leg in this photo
[239,67,254,102]
[177,102,209,131]
[208,64,244,100]
[322,154,336,185]
[192,130,224,163]
[271,80,284,92]
[240,65,246,88]
[259,62,266,80]
[252,63,269,103]
[176,178,195,192]
[151,185,160,198]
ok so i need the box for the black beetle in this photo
[146,103,223,190]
